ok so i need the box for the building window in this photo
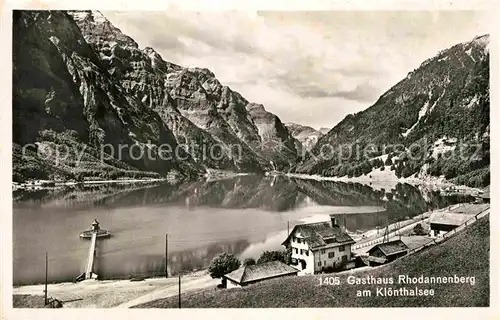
[294,248,298,254]
[342,255,348,262]
[305,250,309,256]
[328,252,334,258]
[339,245,345,252]
[317,261,321,267]
[320,249,326,254]
[323,261,326,266]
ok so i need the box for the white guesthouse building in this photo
[282,215,355,275]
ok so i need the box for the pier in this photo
[76,219,110,281]
[84,232,98,280]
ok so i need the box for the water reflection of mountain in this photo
[14,176,473,215]
[330,183,474,232]
[97,239,250,279]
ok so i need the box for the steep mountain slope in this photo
[285,123,323,151]
[296,35,490,187]
[13,10,301,181]
[246,104,300,169]
[318,127,331,135]
[13,10,200,182]
[68,10,298,172]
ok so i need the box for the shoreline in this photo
[12,178,168,191]
[12,171,484,196]
[286,172,483,196]
[13,268,208,289]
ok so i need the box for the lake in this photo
[12,175,473,285]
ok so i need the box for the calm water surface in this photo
[13,175,472,285]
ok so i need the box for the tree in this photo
[208,253,240,278]
[257,250,288,264]
[75,172,85,182]
[243,258,256,266]
[385,156,393,166]
[412,223,427,236]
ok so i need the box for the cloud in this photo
[290,81,380,102]
[103,10,490,128]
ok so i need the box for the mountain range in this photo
[12,10,490,187]
[13,10,301,182]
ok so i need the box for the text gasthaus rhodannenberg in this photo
[318,274,476,297]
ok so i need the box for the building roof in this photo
[281,221,355,249]
[429,204,488,226]
[223,261,299,285]
[429,212,472,227]
[449,203,489,215]
[368,239,409,257]
[368,256,387,264]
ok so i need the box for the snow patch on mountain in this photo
[465,94,480,109]
[428,89,445,114]
[402,90,433,137]
[465,48,476,62]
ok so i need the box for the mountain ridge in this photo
[13,10,301,182]
[295,34,490,187]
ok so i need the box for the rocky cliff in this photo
[69,10,302,173]
[285,123,323,151]
[13,10,300,181]
[13,10,201,182]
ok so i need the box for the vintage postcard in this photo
[2,0,498,318]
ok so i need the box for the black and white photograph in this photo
[3,1,496,314]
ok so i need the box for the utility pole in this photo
[178,274,181,309]
[165,233,168,278]
[44,251,48,305]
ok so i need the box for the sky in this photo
[104,10,490,129]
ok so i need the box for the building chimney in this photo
[330,215,338,228]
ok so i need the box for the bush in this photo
[257,250,291,264]
[413,223,427,236]
[243,258,256,266]
[208,253,240,278]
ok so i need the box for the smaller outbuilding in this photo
[367,239,409,266]
[429,203,488,237]
[222,261,299,288]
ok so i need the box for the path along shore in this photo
[13,270,218,308]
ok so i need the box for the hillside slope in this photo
[296,35,490,187]
[136,216,489,308]
[13,11,200,181]
[13,10,300,182]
